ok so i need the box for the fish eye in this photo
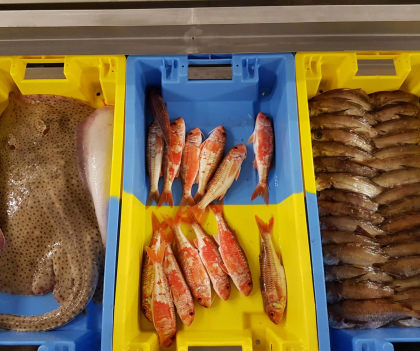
[248,282,252,286]
[234,146,238,149]
[197,297,202,301]
[315,131,322,139]
[189,311,194,316]
[226,285,230,289]
[270,312,275,317]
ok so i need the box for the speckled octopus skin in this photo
[0,92,103,331]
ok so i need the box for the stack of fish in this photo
[310,89,420,329]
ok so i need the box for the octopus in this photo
[0,92,104,331]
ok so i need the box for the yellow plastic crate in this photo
[0,55,126,351]
[296,51,420,351]
[113,54,318,351]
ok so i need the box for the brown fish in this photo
[366,155,420,171]
[325,265,392,283]
[392,275,420,292]
[394,288,420,302]
[310,98,370,119]
[318,200,383,224]
[312,141,372,162]
[380,196,420,217]
[316,173,383,198]
[146,122,164,205]
[312,129,373,152]
[384,241,420,258]
[321,230,379,246]
[314,157,378,178]
[376,117,420,135]
[318,189,378,212]
[372,103,419,122]
[321,216,385,236]
[374,145,420,159]
[370,91,419,108]
[373,169,420,188]
[381,256,420,278]
[376,230,420,246]
[310,114,377,138]
[149,88,171,145]
[311,89,372,111]
[328,299,420,329]
[327,280,394,304]
[375,183,420,205]
[381,214,420,234]
[323,243,388,266]
[373,131,420,149]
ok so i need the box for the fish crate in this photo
[296,51,420,351]
[0,56,126,351]
[113,54,318,351]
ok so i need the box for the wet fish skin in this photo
[318,200,383,224]
[320,216,385,236]
[392,275,420,292]
[149,88,171,145]
[393,288,420,302]
[381,213,420,234]
[323,243,388,266]
[326,280,394,303]
[309,97,369,118]
[312,141,372,162]
[194,126,226,202]
[375,117,420,135]
[314,157,378,178]
[248,112,274,204]
[312,129,373,152]
[373,169,420,188]
[146,122,164,206]
[383,241,420,258]
[321,230,379,246]
[180,128,202,206]
[376,230,420,246]
[325,265,393,283]
[316,173,383,198]
[381,256,420,278]
[328,299,420,329]
[373,131,420,149]
[318,189,378,212]
[380,196,420,217]
[311,89,372,111]
[375,183,420,205]
[256,216,287,324]
[310,114,377,138]
[366,155,420,171]
[210,205,253,296]
[372,103,419,122]
[374,145,420,159]
[370,91,419,108]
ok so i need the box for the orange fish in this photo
[194,126,226,203]
[146,122,164,205]
[163,234,195,326]
[248,113,274,204]
[193,144,247,221]
[141,212,162,322]
[145,236,176,347]
[180,128,202,206]
[168,211,212,307]
[149,88,171,145]
[256,216,287,324]
[210,205,253,296]
[186,211,231,300]
[159,117,185,207]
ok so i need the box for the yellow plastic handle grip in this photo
[355,52,411,78]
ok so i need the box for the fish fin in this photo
[194,172,199,184]
[180,194,195,206]
[181,209,196,225]
[219,260,229,274]
[145,242,166,264]
[147,190,160,206]
[247,131,255,145]
[193,238,198,248]
[151,212,161,232]
[194,191,203,203]
[190,205,206,224]
[218,193,225,201]
[235,167,241,181]
[251,182,269,204]
[255,215,274,235]
[161,228,174,244]
[158,189,174,207]
[253,159,257,169]
[209,204,224,217]
[176,167,180,178]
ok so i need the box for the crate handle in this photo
[355,53,410,78]
[23,62,66,80]
[186,54,233,80]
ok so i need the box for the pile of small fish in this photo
[310,89,420,329]
[146,89,274,213]
[141,207,253,346]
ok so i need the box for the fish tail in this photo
[180,193,195,206]
[255,215,274,235]
[191,205,206,224]
[183,208,197,225]
[161,228,174,245]
[158,189,174,207]
[151,212,160,232]
[251,182,269,204]
[209,204,224,217]
[146,242,166,264]
[193,191,204,203]
[147,189,160,206]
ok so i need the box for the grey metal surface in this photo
[0,4,420,55]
